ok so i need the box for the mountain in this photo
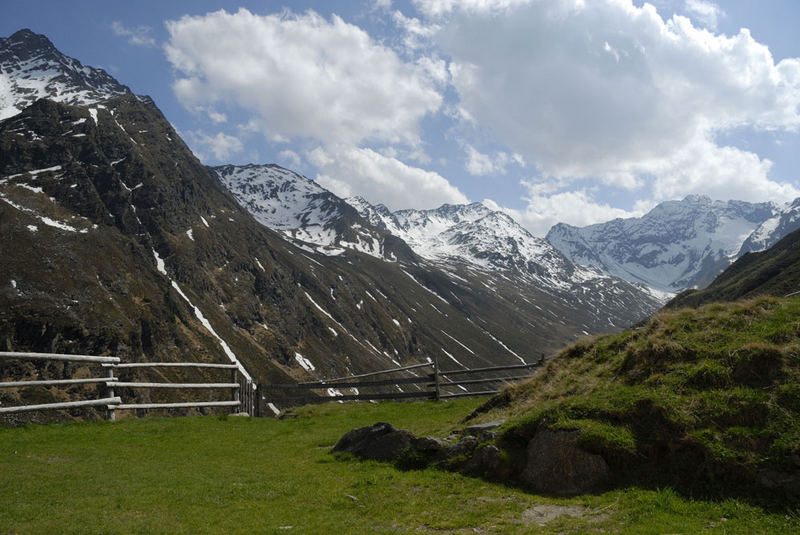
[0,29,661,416]
[0,29,130,121]
[667,226,800,309]
[215,164,663,336]
[211,164,412,261]
[738,197,800,255]
[348,200,599,290]
[546,195,780,293]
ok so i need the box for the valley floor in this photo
[0,400,797,534]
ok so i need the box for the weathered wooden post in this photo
[231,367,240,414]
[433,356,441,402]
[106,366,116,422]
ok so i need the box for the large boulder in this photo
[521,429,609,495]
[331,422,415,461]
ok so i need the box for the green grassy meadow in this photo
[1,399,798,534]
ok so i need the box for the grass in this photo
[1,399,799,533]
[470,296,800,504]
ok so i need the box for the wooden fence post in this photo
[433,356,441,402]
[231,368,240,414]
[106,366,116,422]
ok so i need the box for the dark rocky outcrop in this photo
[332,422,416,462]
[332,422,607,495]
[520,429,609,495]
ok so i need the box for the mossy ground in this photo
[1,399,798,533]
[471,296,800,504]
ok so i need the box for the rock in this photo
[757,467,800,497]
[463,444,506,480]
[521,429,609,495]
[331,422,414,461]
[464,420,505,442]
[412,436,448,455]
[435,435,480,468]
[446,435,479,457]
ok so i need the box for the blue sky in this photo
[2,0,800,235]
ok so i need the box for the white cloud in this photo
[428,0,800,204]
[278,149,302,169]
[684,0,723,31]
[484,183,646,237]
[112,21,157,47]
[309,146,468,210]
[413,0,533,17]
[207,110,227,124]
[164,8,442,147]
[464,145,524,175]
[392,10,440,53]
[185,130,243,162]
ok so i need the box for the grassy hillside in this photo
[669,228,800,308]
[1,400,798,533]
[470,296,800,505]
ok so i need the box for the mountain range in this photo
[547,195,799,293]
[2,28,797,415]
[0,29,664,413]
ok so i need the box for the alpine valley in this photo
[4,28,798,414]
[0,29,664,413]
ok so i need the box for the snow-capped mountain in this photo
[347,199,605,291]
[0,29,130,120]
[211,164,412,260]
[546,195,780,293]
[738,197,800,255]
[212,164,662,332]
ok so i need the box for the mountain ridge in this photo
[0,28,131,121]
[546,195,783,293]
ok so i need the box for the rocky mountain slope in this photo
[667,226,800,309]
[547,195,781,293]
[211,164,663,334]
[211,164,412,261]
[0,29,663,415]
[0,29,130,121]
[738,198,800,255]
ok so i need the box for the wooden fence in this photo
[0,352,251,419]
[257,358,542,414]
[1,352,542,420]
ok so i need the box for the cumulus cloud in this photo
[185,130,243,162]
[684,0,724,31]
[413,0,533,17]
[112,21,156,47]
[164,8,442,147]
[464,145,524,175]
[278,149,302,169]
[484,183,646,237]
[428,0,800,203]
[309,146,468,210]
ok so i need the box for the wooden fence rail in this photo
[0,351,120,363]
[258,358,542,413]
[0,352,251,419]
[2,352,541,420]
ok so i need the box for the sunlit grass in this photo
[1,399,798,533]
